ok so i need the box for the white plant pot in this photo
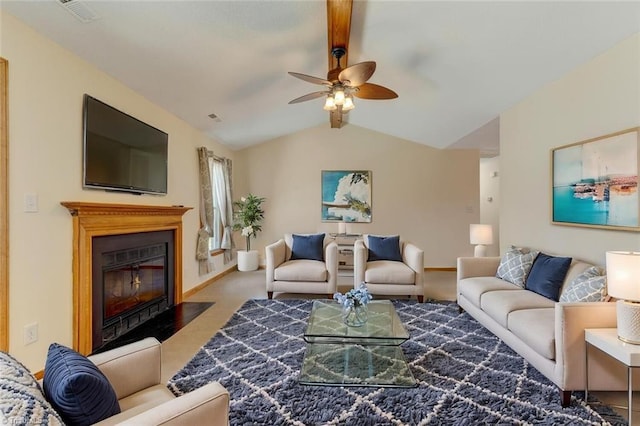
[237,250,259,272]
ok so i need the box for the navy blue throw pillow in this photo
[368,235,402,262]
[43,343,120,426]
[525,252,572,301]
[290,233,325,261]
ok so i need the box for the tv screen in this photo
[83,94,168,195]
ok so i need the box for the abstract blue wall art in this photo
[552,127,639,231]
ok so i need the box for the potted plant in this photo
[233,194,265,271]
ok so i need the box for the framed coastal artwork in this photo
[321,170,372,223]
[551,127,640,231]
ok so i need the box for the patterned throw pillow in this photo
[0,351,64,426]
[559,266,607,303]
[496,246,539,288]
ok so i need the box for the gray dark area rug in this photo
[168,299,626,425]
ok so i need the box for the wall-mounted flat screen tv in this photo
[83,94,168,195]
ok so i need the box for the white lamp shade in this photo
[470,224,493,245]
[338,222,346,234]
[342,96,354,111]
[323,96,336,111]
[606,251,640,301]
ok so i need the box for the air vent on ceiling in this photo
[208,113,222,123]
[57,0,100,23]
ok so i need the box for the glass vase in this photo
[342,303,368,327]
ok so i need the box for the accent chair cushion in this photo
[274,259,328,282]
[364,261,414,284]
[496,246,538,288]
[560,266,607,303]
[290,233,325,261]
[367,235,402,262]
[525,252,572,301]
[43,343,121,426]
[0,351,64,425]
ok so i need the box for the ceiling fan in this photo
[288,0,398,128]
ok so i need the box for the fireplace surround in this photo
[62,202,191,355]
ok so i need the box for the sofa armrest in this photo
[265,239,286,283]
[117,382,230,425]
[89,337,161,400]
[353,239,367,288]
[456,257,500,281]
[555,301,618,390]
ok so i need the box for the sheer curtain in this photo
[196,147,214,274]
[211,158,234,263]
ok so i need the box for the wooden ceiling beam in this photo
[327,0,353,73]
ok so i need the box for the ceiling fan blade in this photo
[330,109,343,128]
[354,83,398,100]
[288,72,332,86]
[327,0,353,71]
[288,91,330,104]
[338,61,376,87]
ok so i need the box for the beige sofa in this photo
[457,256,629,406]
[266,234,338,299]
[354,235,424,302]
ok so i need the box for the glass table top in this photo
[300,300,416,388]
[304,300,410,345]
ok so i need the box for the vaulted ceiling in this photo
[2,1,639,154]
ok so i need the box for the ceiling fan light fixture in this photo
[333,88,345,106]
[323,95,337,111]
[342,96,354,112]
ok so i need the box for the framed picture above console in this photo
[551,127,639,231]
[321,170,372,223]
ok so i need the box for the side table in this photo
[585,328,640,424]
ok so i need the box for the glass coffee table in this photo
[299,300,417,387]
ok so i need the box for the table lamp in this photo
[606,251,640,344]
[470,224,493,257]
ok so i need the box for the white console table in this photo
[585,328,640,424]
[329,233,361,276]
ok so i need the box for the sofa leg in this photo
[267,291,273,299]
[560,390,571,407]
[417,295,424,303]
[458,305,464,314]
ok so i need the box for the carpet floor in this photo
[168,299,625,425]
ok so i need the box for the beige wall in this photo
[480,156,500,257]
[1,14,236,369]
[234,124,480,267]
[500,33,640,266]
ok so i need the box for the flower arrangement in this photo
[333,283,373,308]
[232,194,265,251]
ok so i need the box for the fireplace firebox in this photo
[92,231,174,352]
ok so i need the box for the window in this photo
[208,156,230,252]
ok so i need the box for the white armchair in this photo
[266,233,338,299]
[354,235,424,302]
